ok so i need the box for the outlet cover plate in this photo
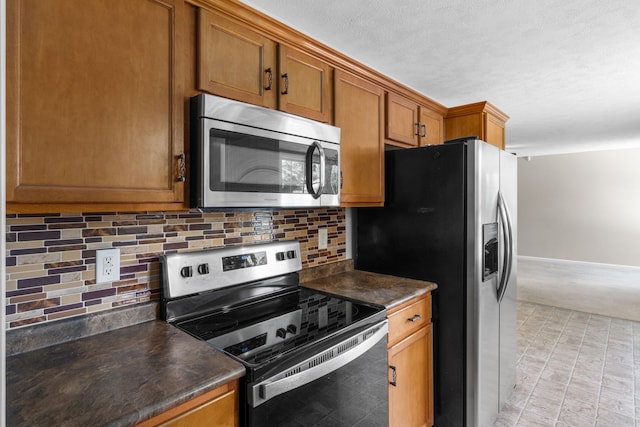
[96,248,120,284]
[318,227,328,250]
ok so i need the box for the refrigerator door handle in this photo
[497,191,514,303]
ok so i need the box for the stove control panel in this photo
[209,309,303,359]
[161,240,302,298]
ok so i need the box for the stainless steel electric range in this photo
[161,241,389,427]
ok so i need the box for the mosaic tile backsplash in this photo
[5,208,346,330]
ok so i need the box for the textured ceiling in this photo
[239,0,640,157]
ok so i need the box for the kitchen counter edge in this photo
[6,320,245,427]
[302,268,438,310]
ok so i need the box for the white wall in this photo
[518,147,640,267]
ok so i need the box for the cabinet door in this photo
[160,389,237,427]
[388,324,434,427]
[198,8,277,109]
[386,92,419,146]
[136,380,238,427]
[278,45,332,123]
[334,70,384,206]
[419,107,444,146]
[6,0,184,207]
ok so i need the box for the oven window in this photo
[209,129,339,195]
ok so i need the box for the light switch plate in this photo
[318,227,328,250]
[96,248,120,283]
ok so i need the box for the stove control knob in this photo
[180,266,193,278]
[286,250,296,259]
[287,324,297,335]
[197,263,209,275]
[276,252,285,261]
[276,328,287,339]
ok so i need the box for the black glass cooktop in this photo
[175,287,383,366]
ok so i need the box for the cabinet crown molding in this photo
[446,101,509,122]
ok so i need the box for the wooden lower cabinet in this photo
[136,380,239,427]
[387,294,434,427]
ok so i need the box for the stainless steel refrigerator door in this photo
[466,140,501,427]
[499,150,518,409]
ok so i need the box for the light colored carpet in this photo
[517,256,640,322]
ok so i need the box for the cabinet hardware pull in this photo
[265,67,273,91]
[176,153,186,182]
[281,73,289,95]
[408,314,422,322]
[421,123,427,138]
[389,365,397,386]
[415,122,421,136]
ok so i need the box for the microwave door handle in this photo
[306,141,325,199]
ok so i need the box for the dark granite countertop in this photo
[302,269,437,310]
[6,320,245,427]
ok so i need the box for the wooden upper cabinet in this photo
[445,101,509,150]
[197,7,332,123]
[420,108,444,147]
[334,70,384,207]
[197,7,277,109]
[278,45,332,123]
[6,0,185,210]
[386,92,444,147]
[386,93,419,146]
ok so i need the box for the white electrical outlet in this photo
[96,248,120,283]
[318,227,328,250]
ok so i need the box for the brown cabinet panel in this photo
[387,293,431,347]
[197,8,277,109]
[386,92,419,146]
[334,70,384,206]
[388,324,434,427]
[419,108,444,146]
[136,380,238,427]
[278,45,332,123]
[7,0,185,207]
[386,92,444,147]
[445,101,508,150]
[387,293,434,427]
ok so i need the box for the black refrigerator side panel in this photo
[355,143,467,427]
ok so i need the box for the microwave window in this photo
[210,129,308,194]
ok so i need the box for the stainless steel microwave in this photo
[190,94,341,208]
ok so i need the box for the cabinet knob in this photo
[265,67,273,91]
[415,122,420,136]
[176,153,186,182]
[281,73,289,95]
[389,365,397,386]
[421,123,427,138]
[407,314,422,322]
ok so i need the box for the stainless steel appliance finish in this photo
[355,138,517,427]
[190,94,341,209]
[161,241,388,426]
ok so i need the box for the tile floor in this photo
[494,302,640,427]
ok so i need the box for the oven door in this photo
[192,117,340,208]
[245,320,389,427]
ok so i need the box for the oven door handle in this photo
[249,320,388,407]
